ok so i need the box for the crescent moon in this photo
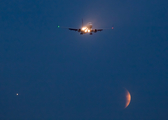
[125,89,131,108]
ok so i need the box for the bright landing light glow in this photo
[82,27,91,33]
[82,27,87,31]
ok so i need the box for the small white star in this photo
[16,93,19,96]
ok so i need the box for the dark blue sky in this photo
[0,0,168,120]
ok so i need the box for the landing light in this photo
[82,27,86,31]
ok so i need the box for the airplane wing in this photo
[91,29,103,32]
[91,27,114,33]
[69,28,80,31]
[58,26,80,32]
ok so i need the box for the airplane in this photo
[58,20,114,35]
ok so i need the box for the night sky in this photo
[0,1,168,120]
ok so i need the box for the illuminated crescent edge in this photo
[125,90,131,108]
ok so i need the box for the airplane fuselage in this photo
[80,22,93,34]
